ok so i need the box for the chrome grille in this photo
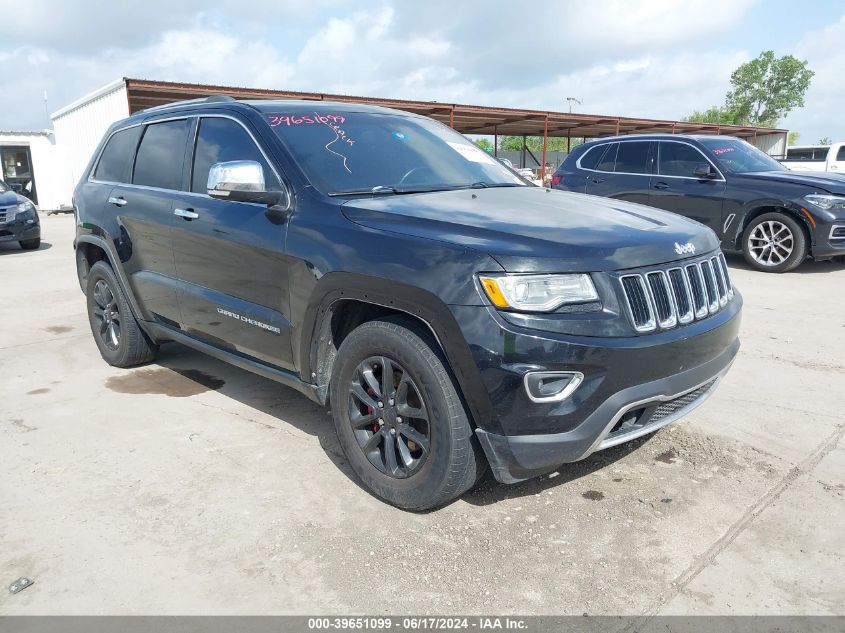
[0,208,11,223]
[620,253,734,333]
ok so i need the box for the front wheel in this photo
[742,212,807,272]
[329,318,484,510]
[19,238,41,250]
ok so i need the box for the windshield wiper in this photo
[328,186,399,197]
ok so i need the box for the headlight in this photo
[479,273,598,312]
[804,194,845,211]
[14,201,36,219]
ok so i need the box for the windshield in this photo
[699,138,785,173]
[266,111,524,194]
[0,179,7,193]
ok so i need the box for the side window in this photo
[132,119,191,190]
[837,146,845,162]
[191,117,279,194]
[93,126,142,183]
[578,145,605,170]
[614,142,651,174]
[596,143,619,172]
[658,142,709,178]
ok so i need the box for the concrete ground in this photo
[1,214,843,615]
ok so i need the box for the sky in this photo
[1,0,843,144]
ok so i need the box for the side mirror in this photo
[693,163,717,179]
[207,160,288,207]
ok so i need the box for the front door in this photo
[172,115,294,370]
[648,141,726,231]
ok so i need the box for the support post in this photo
[615,119,620,136]
[567,128,571,153]
[522,135,526,168]
[541,115,549,183]
[449,107,454,129]
[494,126,498,157]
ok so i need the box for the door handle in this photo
[591,177,605,184]
[174,208,199,220]
[653,182,670,190]
[108,196,128,207]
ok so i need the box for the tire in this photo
[75,247,91,293]
[741,212,807,273]
[19,238,41,250]
[85,261,158,367]
[329,318,484,510]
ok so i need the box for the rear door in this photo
[584,140,653,204]
[96,119,190,325]
[648,140,726,231]
[171,115,295,370]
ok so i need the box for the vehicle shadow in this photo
[0,240,53,255]
[147,342,652,509]
[724,252,845,274]
[461,436,652,507]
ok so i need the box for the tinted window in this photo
[815,147,832,160]
[615,141,651,174]
[658,142,709,177]
[133,119,191,190]
[578,144,605,170]
[596,143,618,172]
[94,126,142,183]
[786,147,820,161]
[191,117,279,194]
[837,146,845,162]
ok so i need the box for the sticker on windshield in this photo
[446,141,498,165]
[711,147,735,155]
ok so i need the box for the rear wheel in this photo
[329,318,483,510]
[742,212,807,272]
[86,261,158,367]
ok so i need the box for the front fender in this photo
[298,272,495,428]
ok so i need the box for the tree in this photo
[819,137,832,145]
[499,135,583,152]
[683,106,741,125]
[473,138,493,151]
[725,51,814,127]
[685,51,813,128]
[788,131,800,145]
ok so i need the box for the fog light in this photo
[524,371,584,403]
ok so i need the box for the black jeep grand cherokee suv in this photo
[73,97,741,509]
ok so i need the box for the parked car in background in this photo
[497,157,538,184]
[780,143,845,173]
[73,98,740,510]
[0,178,41,250]
[552,135,845,272]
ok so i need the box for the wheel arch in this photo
[75,234,148,326]
[733,203,813,251]
[299,273,492,428]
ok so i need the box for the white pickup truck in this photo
[781,143,845,172]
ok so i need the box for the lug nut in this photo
[378,401,384,408]
[396,416,402,423]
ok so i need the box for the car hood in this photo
[341,187,719,272]
[738,170,845,193]
[0,190,20,208]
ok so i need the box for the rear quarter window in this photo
[578,144,606,170]
[93,126,143,183]
[595,143,619,172]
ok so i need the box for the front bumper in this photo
[451,294,742,483]
[811,222,845,259]
[0,215,40,243]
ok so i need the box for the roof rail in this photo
[139,94,238,114]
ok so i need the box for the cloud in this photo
[782,15,845,143]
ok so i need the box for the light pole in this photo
[566,97,582,114]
